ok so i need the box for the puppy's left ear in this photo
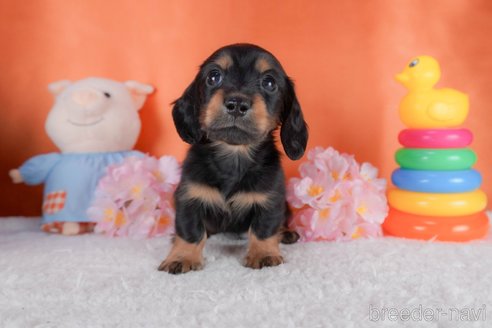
[280,78,308,160]
[172,77,203,144]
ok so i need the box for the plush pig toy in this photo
[9,78,154,235]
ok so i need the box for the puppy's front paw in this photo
[244,254,284,269]
[280,230,300,244]
[158,258,203,274]
[158,236,207,274]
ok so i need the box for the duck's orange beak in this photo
[395,72,409,84]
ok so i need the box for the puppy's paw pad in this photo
[158,259,203,274]
[245,254,284,269]
[260,255,284,267]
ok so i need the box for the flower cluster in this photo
[88,155,181,238]
[287,147,388,241]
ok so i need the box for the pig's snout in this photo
[66,88,109,125]
[70,88,107,112]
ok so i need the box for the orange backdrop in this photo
[1,0,491,216]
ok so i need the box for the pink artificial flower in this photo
[351,180,388,224]
[291,176,326,208]
[88,155,181,239]
[89,198,122,237]
[359,162,387,192]
[286,177,304,208]
[158,156,181,185]
[290,147,355,210]
[353,221,383,239]
[288,208,317,241]
[287,147,388,242]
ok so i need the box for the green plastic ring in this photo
[395,148,477,170]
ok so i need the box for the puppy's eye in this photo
[103,92,111,98]
[206,70,223,87]
[261,76,277,92]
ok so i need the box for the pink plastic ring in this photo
[398,129,473,148]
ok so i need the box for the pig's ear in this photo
[48,80,71,96]
[124,81,155,111]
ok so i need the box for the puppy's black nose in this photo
[224,96,251,117]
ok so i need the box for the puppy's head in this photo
[172,44,308,160]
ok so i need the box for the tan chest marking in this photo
[183,182,273,212]
[184,182,226,207]
[228,191,272,212]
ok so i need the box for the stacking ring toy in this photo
[398,128,473,148]
[388,189,487,216]
[391,169,482,193]
[383,208,489,241]
[395,148,476,170]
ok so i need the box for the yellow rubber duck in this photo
[395,55,469,128]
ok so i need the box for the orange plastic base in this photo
[383,208,489,242]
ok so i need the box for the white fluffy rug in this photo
[1,217,491,328]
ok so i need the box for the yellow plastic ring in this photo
[388,189,487,217]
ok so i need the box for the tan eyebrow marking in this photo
[255,57,272,73]
[214,54,233,70]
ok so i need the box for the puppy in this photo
[159,44,308,274]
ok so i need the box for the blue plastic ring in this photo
[392,169,482,193]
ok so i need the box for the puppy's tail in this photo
[280,204,300,244]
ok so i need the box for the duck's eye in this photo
[206,69,223,87]
[103,92,111,98]
[409,59,419,68]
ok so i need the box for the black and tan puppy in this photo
[159,44,308,274]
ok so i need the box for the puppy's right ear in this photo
[172,78,203,144]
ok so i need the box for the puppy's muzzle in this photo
[224,95,251,118]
